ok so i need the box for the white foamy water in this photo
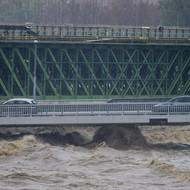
[0,126,190,190]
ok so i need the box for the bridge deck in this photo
[0,25,190,99]
[0,24,190,43]
[0,114,190,126]
[0,103,190,126]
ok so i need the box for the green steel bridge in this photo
[0,24,190,100]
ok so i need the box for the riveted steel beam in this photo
[123,49,140,96]
[0,48,26,96]
[0,42,190,99]
[138,49,161,96]
[109,49,135,95]
[47,48,74,96]
[31,48,58,96]
[14,48,43,97]
[0,77,9,96]
[94,49,120,96]
[154,50,180,95]
[62,49,90,96]
[168,51,190,95]
[79,49,105,96]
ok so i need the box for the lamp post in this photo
[33,40,38,101]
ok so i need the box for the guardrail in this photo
[0,25,190,42]
[0,102,190,117]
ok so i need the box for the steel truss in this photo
[0,42,190,99]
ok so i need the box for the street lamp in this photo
[33,40,38,101]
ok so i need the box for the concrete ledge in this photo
[0,114,190,126]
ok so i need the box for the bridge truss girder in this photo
[0,42,190,99]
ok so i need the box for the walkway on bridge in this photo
[0,24,190,43]
[0,102,190,126]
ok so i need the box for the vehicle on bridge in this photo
[2,98,36,105]
[0,98,37,116]
[152,96,190,112]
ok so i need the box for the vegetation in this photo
[0,0,189,27]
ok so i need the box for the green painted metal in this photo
[63,49,90,96]
[14,48,43,96]
[0,48,26,96]
[0,41,190,99]
[79,49,105,96]
[31,48,58,96]
[47,48,74,96]
[0,77,9,96]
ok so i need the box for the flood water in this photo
[0,125,190,190]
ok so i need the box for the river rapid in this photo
[0,125,190,190]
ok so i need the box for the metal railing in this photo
[0,102,190,117]
[0,24,190,42]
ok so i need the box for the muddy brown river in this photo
[0,125,190,190]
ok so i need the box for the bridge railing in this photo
[37,102,155,114]
[0,25,190,41]
[0,103,190,117]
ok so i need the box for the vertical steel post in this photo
[33,40,38,101]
